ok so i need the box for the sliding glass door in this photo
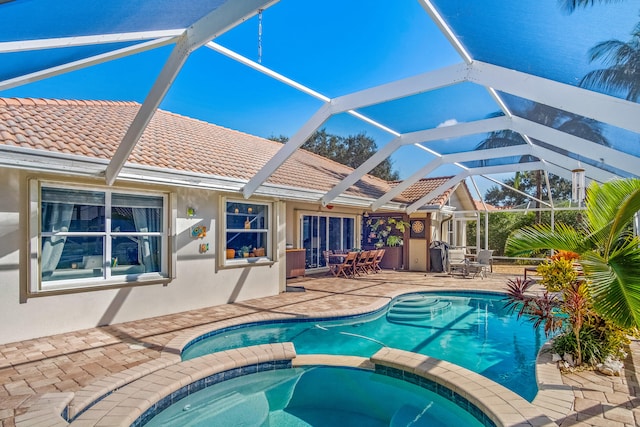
[301,214,355,270]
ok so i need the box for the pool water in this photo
[183,292,544,401]
[144,366,485,427]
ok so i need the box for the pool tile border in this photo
[370,347,558,427]
[67,343,296,426]
[131,359,293,427]
[71,345,543,427]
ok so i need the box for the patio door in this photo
[301,214,355,271]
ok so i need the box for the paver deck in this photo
[0,270,638,426]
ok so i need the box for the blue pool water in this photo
[183,292,544,401]
[144,366,486,427]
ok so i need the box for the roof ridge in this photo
[388,175,454,184]
[0,97,140,108]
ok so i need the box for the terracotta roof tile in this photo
[390,176,456,207]
[0,97,461,205]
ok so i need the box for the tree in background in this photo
[559,0,640,101]
[484,172,572,207]
[559,0,628,12]
[270,129,400,181]
[579,21,640,101]
[467,207,581,257]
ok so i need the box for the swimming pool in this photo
[143,365,487,427]
[183,291,544,401]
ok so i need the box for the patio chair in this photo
[363,249,377,273]
[448,249,469,277]
[334,251,358,278]
[323,250,340,276]
[372,248,385,272]
[478,249,493,274]
[354,250,370,276]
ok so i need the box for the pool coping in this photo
[369,347,557,427]
[23,345,557,427]
[14,289,570,427]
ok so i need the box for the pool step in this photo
[387,295,450,322]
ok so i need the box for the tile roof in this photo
[0,97,464,206]
[473,200,503,211]
[390,176,455,207]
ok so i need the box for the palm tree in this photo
[476,104,610,215]
[559,0,627,13]
[579,22,640,101]
[505,178,640,329]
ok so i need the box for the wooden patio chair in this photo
[364,249,377,273]
[334,251,358,278]
[372,248,385,272]
[323,250,340,276]
[354,250,370,276]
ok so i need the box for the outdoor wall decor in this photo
[365,216,410,248]
[410,220,426,239]
[191,225,207,238]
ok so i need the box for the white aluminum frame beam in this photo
[243,57,639,201]
[0,30,184,53]
[330,62,468,114]
[511,116,639,176]
[372,146,534,212]
[321,116,511,205]
[406,161,547,213]
[527,145,618,183]
[206,41,330,103]
[242,102,334,198]
[105,0,279,185]
[418,0,472,64]
[0,37,176,92]
[469,61,640,134]
[480,174,551,206]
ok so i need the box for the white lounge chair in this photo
[448,249,468,277]
[469,249,493,279]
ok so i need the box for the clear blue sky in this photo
[2,0,638,199]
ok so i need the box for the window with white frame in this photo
[31,182,169,292]
[224,200,270,262]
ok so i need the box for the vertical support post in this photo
[476,212,481,253]
[426,213,432,272]
[484,211,489,250]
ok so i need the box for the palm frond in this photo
[505,223,585,257]
[558,0,625,13]
[580,68,639,101]
[585,179,640,254]
[582,244,640,329]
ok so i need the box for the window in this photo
[31,182,168,293]
[224,200,271,262]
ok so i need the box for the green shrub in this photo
[536,257,578,292]
[552,321,631,365]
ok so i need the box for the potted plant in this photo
[239,245,252,258]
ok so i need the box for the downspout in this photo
[440,212,454,245]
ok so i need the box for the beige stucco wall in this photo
[0,169,285,344]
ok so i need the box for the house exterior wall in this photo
[408,215,429,272]
[407,186,475,272]
[0,168,285,344]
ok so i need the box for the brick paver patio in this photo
[0,270,638,426]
